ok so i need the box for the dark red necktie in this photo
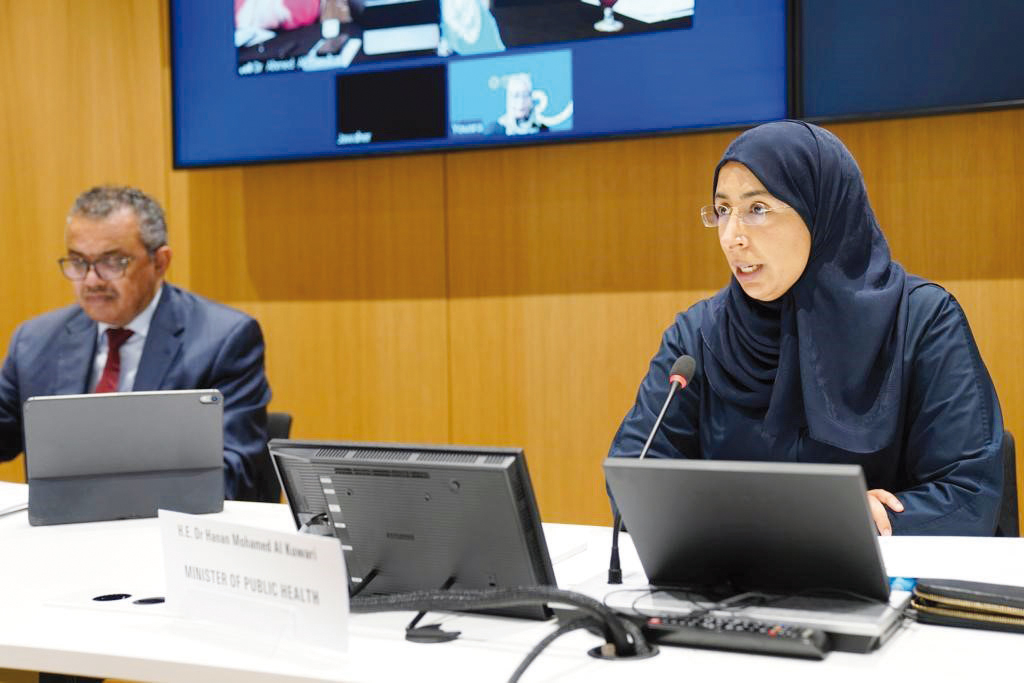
[94,328,134,393]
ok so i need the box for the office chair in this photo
[245,411,293,504]
[997,430,1018,537]
[262,411,293,504]
[267,411,293,441]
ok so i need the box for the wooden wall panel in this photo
[446,135,734,298]
[180,154,452,445]
[0,0,171,330]
[448,290,716,524]
[0,0,171,483]
[828,111,1024,282]
[446,136,734,523]
[237,299,451,444]
[187,155,449,302]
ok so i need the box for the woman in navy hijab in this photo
[608,121,1003,535]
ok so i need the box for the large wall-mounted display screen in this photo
[170,0,788,167]
[800,0,1024,120]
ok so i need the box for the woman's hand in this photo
[867,489,904,535]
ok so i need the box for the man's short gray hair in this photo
[68,185,167,253]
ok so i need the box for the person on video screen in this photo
[440,0,505,55]
[235,0,321,31]
[486,73,549,136]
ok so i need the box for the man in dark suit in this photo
[0,185,278,502]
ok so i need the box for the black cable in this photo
[612,583,889,624]
[305,512,329,526]
[507,615,600,683]
[348,568,378,599]
[350,585,654,658]
[756,586,889,610]
[795,587,889,604]
[626,587,710,619]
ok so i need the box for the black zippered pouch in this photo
[912,579,1024,633]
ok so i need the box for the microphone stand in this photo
[608,380,682,584]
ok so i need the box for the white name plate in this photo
[159,509,349,652]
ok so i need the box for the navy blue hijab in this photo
[702,121,909,453]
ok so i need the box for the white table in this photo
[1,491,1022,682]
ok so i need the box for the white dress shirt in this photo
[89,285,164,393]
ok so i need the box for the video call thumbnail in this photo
[448,50,573,138]
[335,65,448,144]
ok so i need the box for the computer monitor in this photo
[270,439,556,619]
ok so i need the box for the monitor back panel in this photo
[604,458,890,602]
[272,440,555,618]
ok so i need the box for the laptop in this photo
[602,458,910,652]
[25,389,225,526]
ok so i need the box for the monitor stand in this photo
[404,577,462,644]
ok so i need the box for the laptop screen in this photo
[603,458,891,602]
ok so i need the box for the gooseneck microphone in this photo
[608,354,696,584]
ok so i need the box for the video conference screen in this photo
[170,0,788,167]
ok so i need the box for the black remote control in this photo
[642,614,831,660]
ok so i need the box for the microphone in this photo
[608,354,696,584]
